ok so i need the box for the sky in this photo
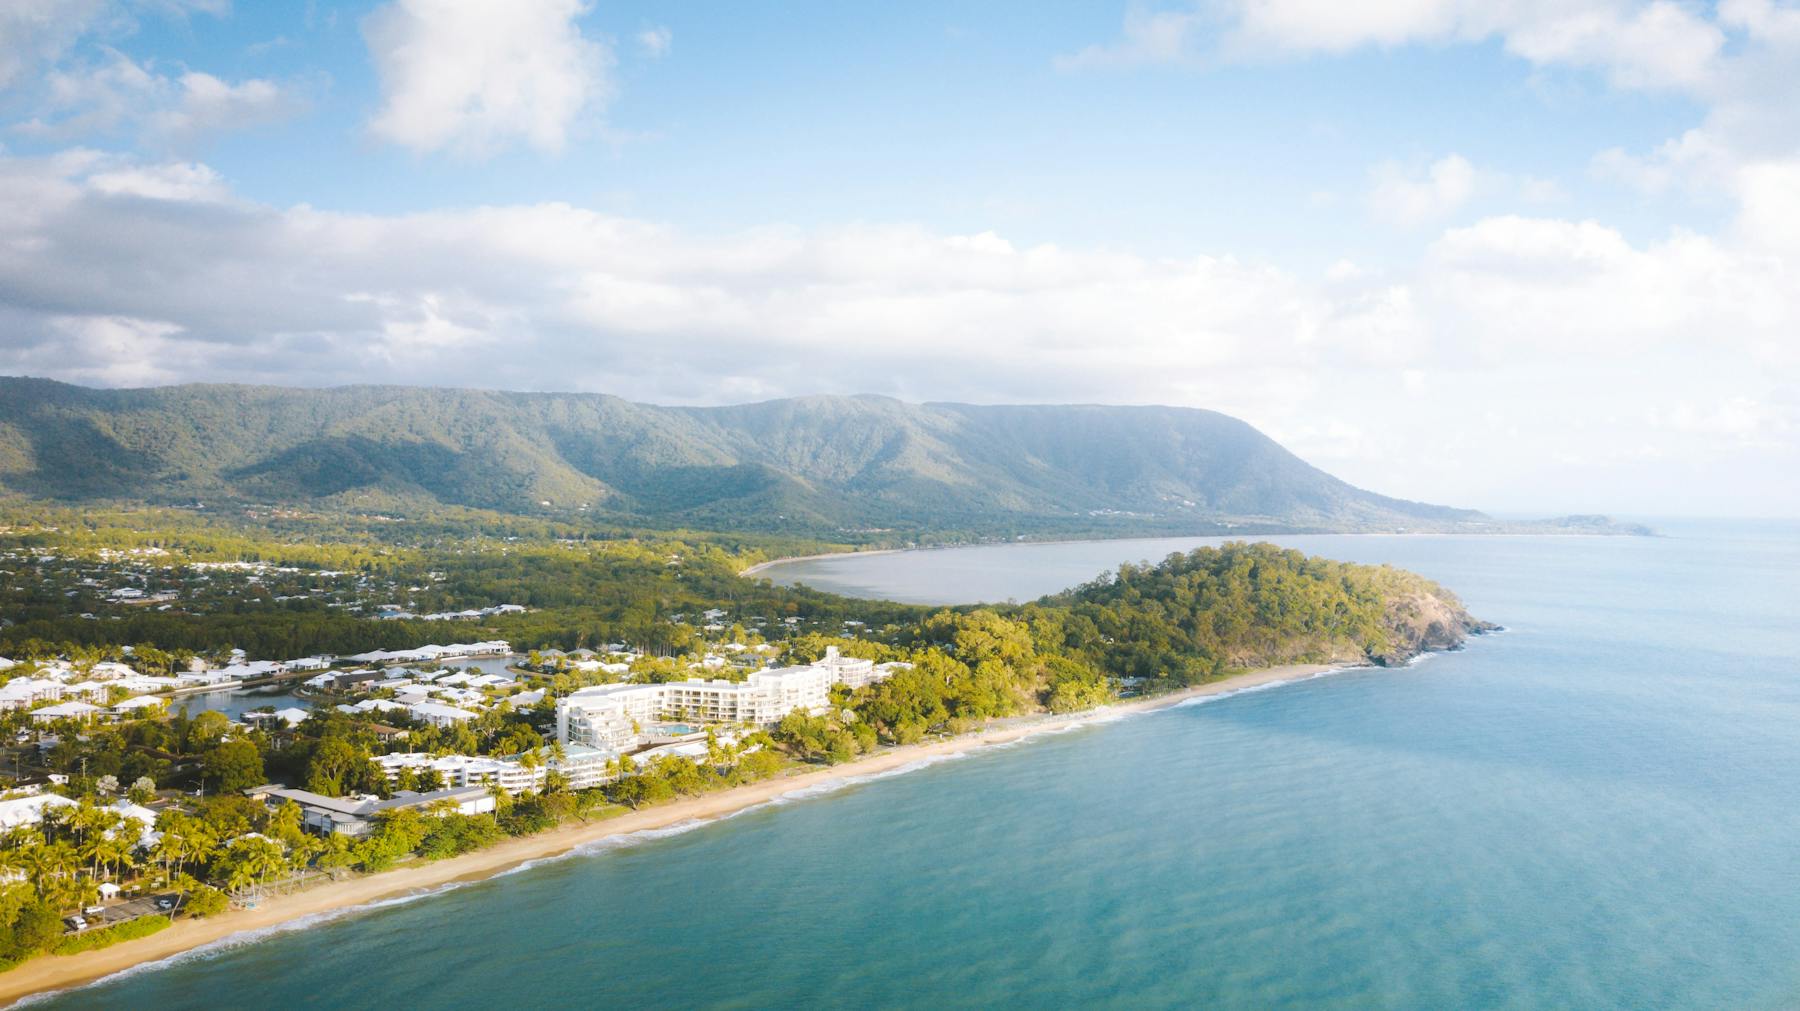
[0,0,1796,518]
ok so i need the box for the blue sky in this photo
[0,0,1796,516]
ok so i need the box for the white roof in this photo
[0,793,74,829]
[409,701,477,722]
[33,701,100,717]
[112,696,165,710]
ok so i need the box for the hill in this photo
[0,377,1518,537]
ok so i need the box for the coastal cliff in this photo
[1372,590,1498,666]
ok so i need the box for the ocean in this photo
[31,520,1800,1009]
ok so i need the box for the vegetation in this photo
[0,376,1488,538]
[49,914,171,956]
[0,501,1480,973]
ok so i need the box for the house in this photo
[115,675,181,693]
[112,696,167,716]
[0,793,75,830]
[255,785,497,837]
[331,670,383,692]
[271,707,311,728]
[408,702,478,727]
[32,701,102,723]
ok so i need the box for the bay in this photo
[34,520,1800,1009]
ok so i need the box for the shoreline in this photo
[737,528,1629,586]
[0,660,1353,1005]
[738,548,902,578]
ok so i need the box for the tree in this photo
[202,740,265,795]
[127,776,157,805]
[183,885,229,918]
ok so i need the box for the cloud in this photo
[636,26,672,59]
[1055,8,1208,69]
[0,0,113,90]
[1066,1,1729,92]
[1367,154,1478,225]
[10,52,303,149]
[0,148,1795,514]
[363,0,613,157]
[0,0,226,90]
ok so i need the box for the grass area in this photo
[48,915,173,957]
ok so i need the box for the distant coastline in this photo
[0,659,1360,1006]
[738,548,902,578]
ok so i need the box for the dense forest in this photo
[0,377,1505,538]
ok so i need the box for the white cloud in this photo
[0,0,112,90]
[148,72,300,145]
[1055,8,1207,69]
[87,160,229,200]
[0,149,1795,513]
[363,0,613,157]
[1070,1,1730,93]
[11,52,302,148]
[1367,154,1478,225]
[0,0,227,90]
[636,26,672,59]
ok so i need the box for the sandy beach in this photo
[738,547,902,578]
[0,661,1349,1005]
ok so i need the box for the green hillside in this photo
[0,377,1487,536]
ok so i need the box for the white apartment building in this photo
[0,678,65,711]
[374,744,615,794]
[554,648,899,749]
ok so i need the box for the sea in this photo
[28,520,1800,1009]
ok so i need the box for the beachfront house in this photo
[254,785,497,837]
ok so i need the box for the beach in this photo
[0,661,1346,1005]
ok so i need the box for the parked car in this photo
[155,897,176,910]
[64,915,87,931]
[83,905,104,915]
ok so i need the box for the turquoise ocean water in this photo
[29,521,1800,1009]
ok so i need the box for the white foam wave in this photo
[9,881,472,1008]
[1168,664,1372,709]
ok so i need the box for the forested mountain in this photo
[0,377,1488,535]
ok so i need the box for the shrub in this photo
[50,915,172,956]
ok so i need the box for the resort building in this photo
[256,785,497,837]
[372,744,616,795]
[554,647,899,749]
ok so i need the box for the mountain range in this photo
[0,377,1613,537]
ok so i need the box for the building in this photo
[372,744,617,795]
[31,701,102,724]
[408,701,478,727]
[0,678,64,711]
[0,792,75,830]
[554,651,897,749]
[111,696,166,716]
[257,785,497,837]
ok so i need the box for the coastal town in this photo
[0,505,1459,993]
[0,596,937,962]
